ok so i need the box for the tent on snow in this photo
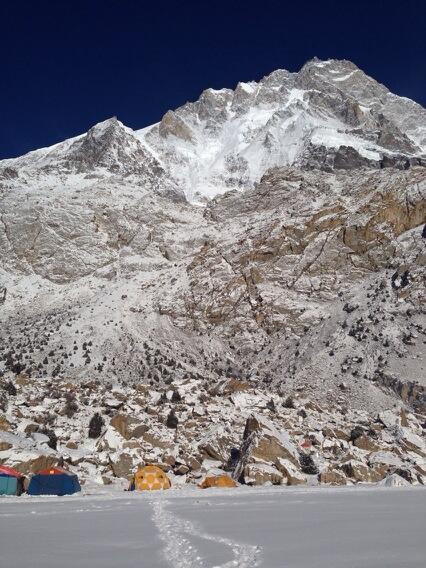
[199,474,237,489]
[27,467,81,496]
[129,465,171,491]
[0,465,25,496]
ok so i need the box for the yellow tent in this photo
[198,474,237,489]
[132,465,171,491]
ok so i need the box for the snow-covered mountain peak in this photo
[63,115,150,173]
[1,59,425,203]
[86,115,123,133]
[135,58,425,201]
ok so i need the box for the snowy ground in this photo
[1,486,425,568]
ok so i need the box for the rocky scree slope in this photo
[0,58,425,487]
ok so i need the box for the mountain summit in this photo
[136,58,426,200]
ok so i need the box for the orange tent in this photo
[132,465,171,491]
[198,474,237,489]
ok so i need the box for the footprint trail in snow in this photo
[150,498,261,568]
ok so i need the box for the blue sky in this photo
[1,0,425,159]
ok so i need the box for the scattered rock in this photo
[319,470,347,485]
[243,463,284,486]
[109,452,134,479]
[379,410,400,429]
[0,415,11,432]
[353,435,380,452]
[13,455,63,475]
[275,457,307,485]
[110,414,131,440]
[341,460,385,483]
[166,410,179,429]
[381,473,410,487]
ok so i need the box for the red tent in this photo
[0,465,23,478]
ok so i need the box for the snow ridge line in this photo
[150,497,261,568]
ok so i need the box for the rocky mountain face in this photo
[0,58,425,488]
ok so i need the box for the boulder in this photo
[131,424,149,439]
[233,415,300,482]
[162,453,176,467]
[243,463,284,486]
[368,451,403,468]
[24,423,39,436]
[198,424,234,462]
[180,454,202,472]
[12,455,63,475]
[245,415,300,465]
[122,441,141,450]
[110,414,132,440]
[397,428,426,457]
[192,405,206,417]
[15,374,30,386]
[109,452,134,478]
[322,438,341,453]
[32,432,50,445]
[381,473,411,487]
[319,469,347,485]
[341,459,385,483]
[414,463,426,477]
[353,435,380,452]
[0,415,11,432]
[0,441,12,451]
[275,457,307,485]
[378,410,400,429]
[399,409,409,427]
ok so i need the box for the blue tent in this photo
[0,465,25,496]
[0,475,19,496]
[28,467,81,496]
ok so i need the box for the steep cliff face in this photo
[1,166,424,410]
[0,59,425,486]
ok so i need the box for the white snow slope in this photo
[1,486,425,568]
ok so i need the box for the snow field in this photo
[1,486,425,568]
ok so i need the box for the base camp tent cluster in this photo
[0,465,81,497]
[1,462,238,496]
